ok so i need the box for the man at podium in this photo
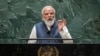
[28,6,73,44]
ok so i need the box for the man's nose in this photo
[48,14,51,16]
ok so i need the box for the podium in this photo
[19,38,74,44]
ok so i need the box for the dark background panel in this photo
[0,44,100,56]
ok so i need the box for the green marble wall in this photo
[0,0,100,44]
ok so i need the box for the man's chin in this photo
[42,18,55,27]
[47,20,52,23]
[45,21,54,27]
[45,22,53,27]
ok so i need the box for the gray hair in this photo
[41,6,55,15]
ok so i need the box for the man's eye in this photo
[50,12,54,15]
[45,13,48,15]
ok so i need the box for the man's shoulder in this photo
[35,22,43,26]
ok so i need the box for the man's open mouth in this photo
[48,19,52,21]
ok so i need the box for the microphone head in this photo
[47,31,50,34]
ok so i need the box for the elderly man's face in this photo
[42,8,55,27]
[43,8,55,21]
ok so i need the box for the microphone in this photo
[47,31,50,34]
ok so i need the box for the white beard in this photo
[42,18,55,27]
